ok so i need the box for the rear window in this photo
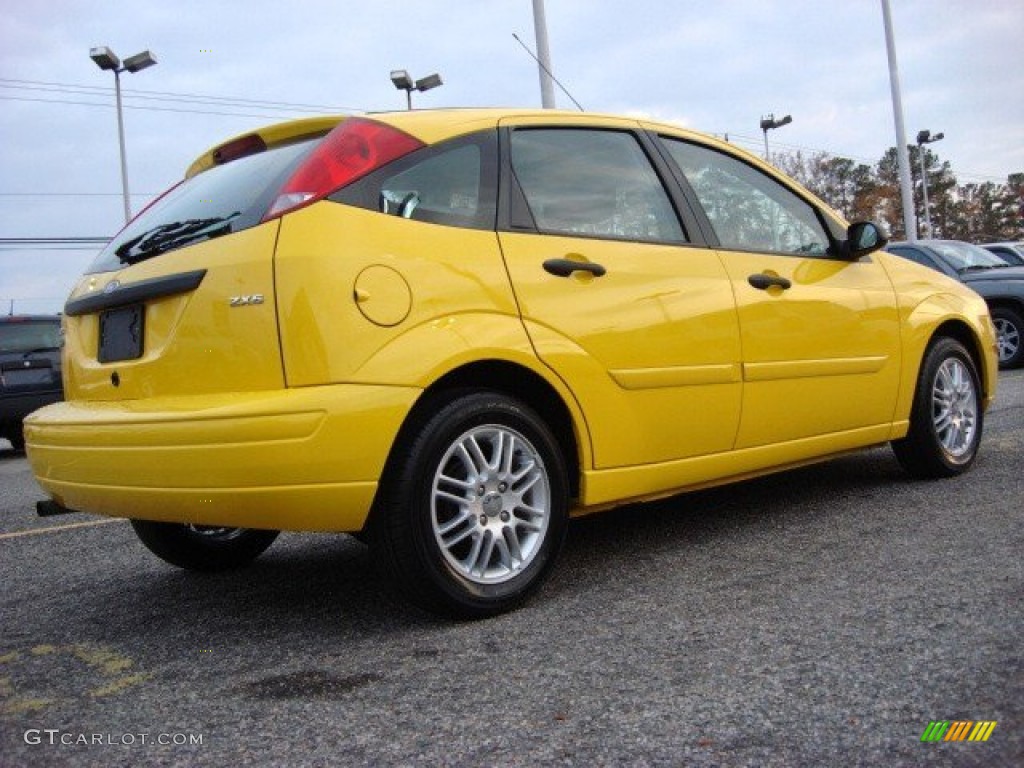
[0,320,62,352]
[88,136,322,273]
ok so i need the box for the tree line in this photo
[771,146,1023,242]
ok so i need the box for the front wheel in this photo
[5,429,25,452]
[130,520,279,572]
[373,392,569,619]
[891,337,984,478]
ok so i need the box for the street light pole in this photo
[759,113,792,160]
[113,68,131,224]
[916,129,944,238]
[532,0,557,108]
[880,0,917,242]
[90,47,157,225]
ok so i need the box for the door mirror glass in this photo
[845,221,888,259]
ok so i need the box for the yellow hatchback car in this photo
[27,109,997,617]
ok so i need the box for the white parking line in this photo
[0,518,124,540]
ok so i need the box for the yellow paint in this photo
[3,698,53,715]
[26,110,998,534]
[0,519,122,541]
[0,643,148,714]
[90,673,149,698]
[70,645,134,676]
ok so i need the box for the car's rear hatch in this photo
[60,118,342,402]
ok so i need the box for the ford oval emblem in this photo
[103,280,121,294]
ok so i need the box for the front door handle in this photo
[543,258,607,278]
[748,273,792,291]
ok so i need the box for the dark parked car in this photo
[886,240,1024,369]
[0,315,63,451]
[981,242,1024,267]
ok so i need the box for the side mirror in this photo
[843,221,888,260]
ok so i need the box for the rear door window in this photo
[508,128,686,244]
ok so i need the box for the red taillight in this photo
[263,117,424,221]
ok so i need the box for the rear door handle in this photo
[543,258,607,278]
[747,273,792,291]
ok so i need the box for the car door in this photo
[496,117,742,470]
[656,134,902,450]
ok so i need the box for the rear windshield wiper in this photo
[114,213,240,264]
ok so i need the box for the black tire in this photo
[130,520,279,572]
[372,391,569,619]
[7,429,25,453]
[891,337,984,478]
[991,306,1024,369]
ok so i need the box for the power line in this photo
[0,94,307,121]
[0,85,338,116]
[0,237,109,253]
[720,130,1010,185]
[0,237,110,243]
[0,192,158,197]
[0,77,360,113]
[1,75,1013,185]
[0,247,104,251]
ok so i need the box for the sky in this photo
[2,0,1022,314]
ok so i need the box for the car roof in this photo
[187,108,727,174]
[185,107,842,220]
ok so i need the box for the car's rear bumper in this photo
[25,385,419,532]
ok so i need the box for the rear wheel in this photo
[130,520,279,571]
[891,337,983,478]
[992,306,1023,369]
[373,392,569,619]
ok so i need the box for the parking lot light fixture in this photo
[390,69,443,110]
[916,129,944,238]
[89,46,158,224]
[759,113,792,160]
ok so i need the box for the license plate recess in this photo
[98,304,144,363]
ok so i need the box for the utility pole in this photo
[532,0,556,108]
[880,0,918,242]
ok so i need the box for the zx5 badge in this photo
[229,294,265,307]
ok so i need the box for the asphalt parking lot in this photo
[1,370,1021,767]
